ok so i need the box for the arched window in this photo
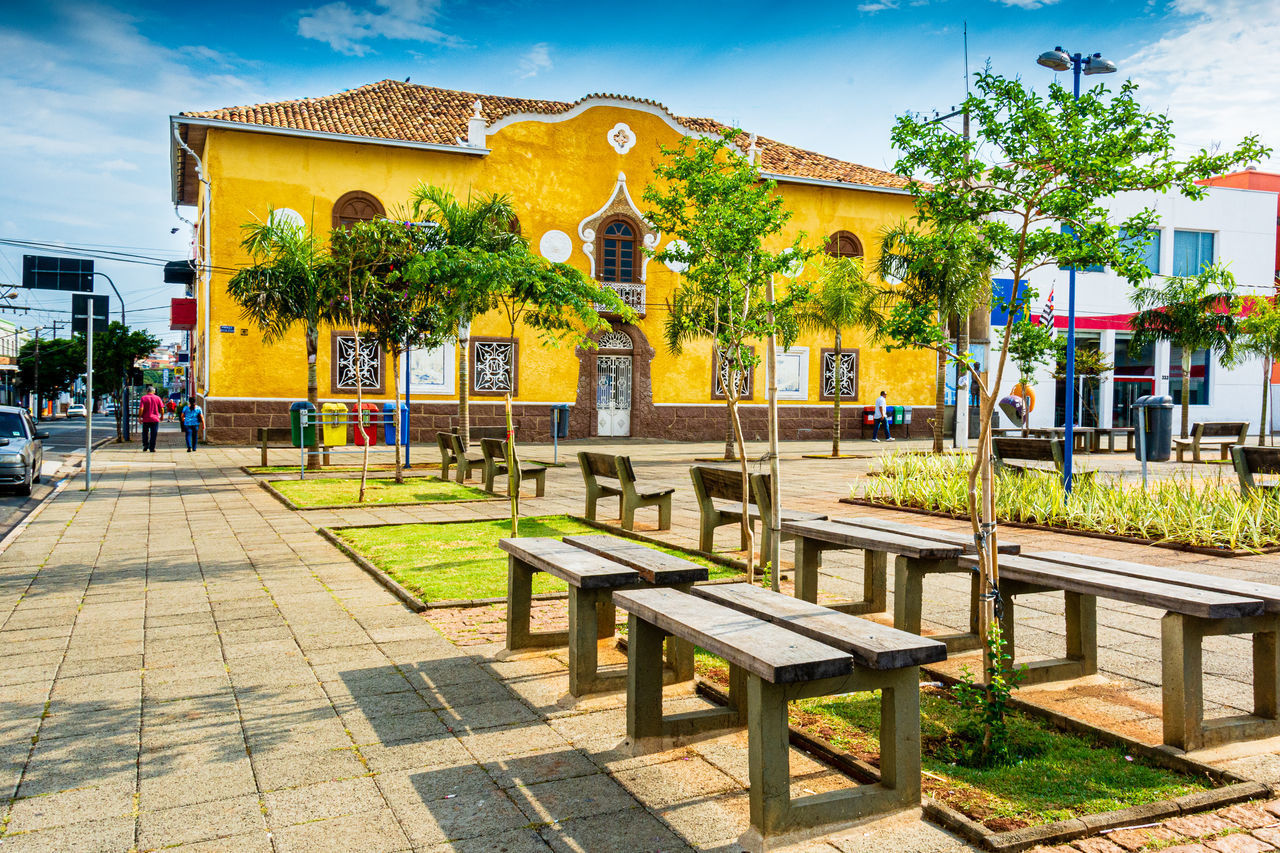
[599,218,637,282]
[825,230,864,259]
[332,191,385,228]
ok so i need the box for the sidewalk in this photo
[0,437,1274,851]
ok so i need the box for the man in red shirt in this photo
[138,386,163,453]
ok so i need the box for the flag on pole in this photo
[1040,287,1057,339]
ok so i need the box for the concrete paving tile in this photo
[614,755,740,809]
[418,677,515,711]
[375,770,529,849]
[251,747,366,791]
[359,734,473,772]
[539,808,693,853]
[263,775,386,827]
[506,772,638,824]
[656,789,751,850]
[422,827,553,853]
[157,829,276,852]
[436,699,539,733]
[272,808,412,853]
[7,781,136,834]
[137,794,265,850]
[483,747,602,791]
[139,758,257,810]
[333,690,433,719]
[0,816,136,853]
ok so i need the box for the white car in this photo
[67,404,86,417]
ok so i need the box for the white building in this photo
[993,185,1279,433]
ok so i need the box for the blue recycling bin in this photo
[381,402,409,445]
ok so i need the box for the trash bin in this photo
[901,405,913,425]
[380,402,409,445]
[321,403,348,447]
[1133,395,1174,462]
[551,404,571,440]
[354,402,379,446]
[861,405,876,438]
[289,401,316,448]
[892,405,905,426]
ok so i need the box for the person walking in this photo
[871,390,895,442]
[138,386,163,453]
[180,398,205,452]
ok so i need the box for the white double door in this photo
[596,355,632,437]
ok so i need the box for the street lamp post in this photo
[1036,46,1116,494]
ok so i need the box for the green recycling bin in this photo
[290,401,317,448]
[892,405,905,426]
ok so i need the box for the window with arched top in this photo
[825,230,864,259]
[598,218,638,282]
[332,191,385,228]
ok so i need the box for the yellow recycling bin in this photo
[321,402,349,447]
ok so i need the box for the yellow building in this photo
[168,80,934,444]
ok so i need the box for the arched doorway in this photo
[595,330,633,436]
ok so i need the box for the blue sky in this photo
[0,0,1275,343]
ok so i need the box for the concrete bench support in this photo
[893,557,983,653]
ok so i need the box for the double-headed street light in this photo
[1036,46,1116,494]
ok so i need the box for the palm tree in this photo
[795,255,883,456]
[1130,263,1241,438]
[876,221,993,453]
[228,214,337,469]
[1238,295,1280,446]
[408,185,520,446]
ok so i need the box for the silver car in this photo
[0,407,46,495]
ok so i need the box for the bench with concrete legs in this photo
[481,437,546,496]
[1173,421,1249,464]
[578,451,673,530]
[499,536,707,696]
[1232,444,1280,496]
[689,465,825,557]
[958,550,1275,751]
[615,583,944,849]
[446,433,482,484]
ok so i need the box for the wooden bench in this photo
[992,436,1064,475]
[257,427,296,467]
[1028,426,1098,454]
[1173,421,1249,463]
[578,452,674,531]
[958,550,1275,751]
[689,466,825,559]
[1233,445,1280,496]
[446,433,483,484]
[480,437,546,496]
[499,536,706,696]
[616,583,944,846]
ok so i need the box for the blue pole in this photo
[1062,53,1082,496]
[403,338,411,467]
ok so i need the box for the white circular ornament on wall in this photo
[607,122,636,155]
[269,208,305,229]
[663,239,689,273]
[540,230,572,263]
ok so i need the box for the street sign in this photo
[22,255,93,292]
[71,293,109,335]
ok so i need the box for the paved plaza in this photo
[0,432,1278,851]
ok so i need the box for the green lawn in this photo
[334,515,742,602]
[270,476,489,508]
[249,464,404,475]
[695,653,1207,829]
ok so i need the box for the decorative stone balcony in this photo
[597,281,645,317]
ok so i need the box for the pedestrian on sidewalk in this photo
[871,390,895,442]
[139,386,163,453]
[180,398,204,452]
[166,398,176,422]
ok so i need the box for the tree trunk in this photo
[933,309,947,453]
[393,349,403,484]
[728,390,754,582]
[766,276,782,592]
[1180,349,1192,439]
[723,404,736,461]
[833,332,842,457]
[1262,357,1271,447]
[506,394,517,537]
[459,324,470,446]
[306,325,321,470]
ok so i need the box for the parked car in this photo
[104,402,117,416]
[0,406,46,496]
[67,404,86,417]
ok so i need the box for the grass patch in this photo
[693,652,1208,830]
[334,515,742,602]
[860,451,1280,552]
[249,464,405,475]
[270,476,488,508]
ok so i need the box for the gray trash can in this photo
[1133,395,1174,462]
[551,404,570,439]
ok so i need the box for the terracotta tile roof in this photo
[181,79,910,191]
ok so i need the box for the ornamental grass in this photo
[859,452,1280,552]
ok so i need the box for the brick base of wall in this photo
[198,396,936,445]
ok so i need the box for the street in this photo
[0,414,120,537]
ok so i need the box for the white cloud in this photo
[1125,0,1280,169]
[518,43,552,79]
[297,0,460,56]
[992,0,1059,8]
[857,0,898,10]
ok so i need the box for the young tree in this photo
[645,129,810,580]
[889,69,1265,761]
[795,255,883,457]
[876,221,994,453]
[93,323,161,440]
[1129,263,1240,439]
[227,214,338,469]
[1238,295,1280,446]
[408,185,522,446]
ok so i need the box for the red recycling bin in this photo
[354,402,380,446]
